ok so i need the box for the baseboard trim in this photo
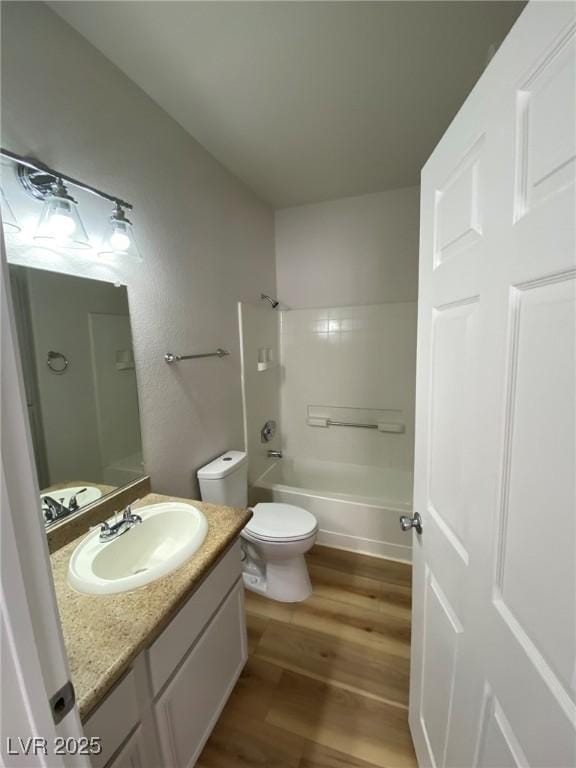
[316,528,412,564]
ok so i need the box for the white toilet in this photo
[197,451,318,602]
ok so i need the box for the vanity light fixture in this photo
[0,188,21,233]
[99,202,141,260]
[0,147,136,257]
[34,178,90,249]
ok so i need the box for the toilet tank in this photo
[197,451,248,507]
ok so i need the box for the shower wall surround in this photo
[280,302,417,472]
[238,303,281,482]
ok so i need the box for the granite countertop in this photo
[50,492,251,721]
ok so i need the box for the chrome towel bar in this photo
[164,349,230,364]
[306,416,404,433]
[329,419,379,429]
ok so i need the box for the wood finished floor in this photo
[197,546,416,768]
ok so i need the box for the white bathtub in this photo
[250,458,413,563]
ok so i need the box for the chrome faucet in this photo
[42,488,88,525]
[68,488,87,513]
[267,450,283,459]
[42,495,70,524]
[96,505,143,542]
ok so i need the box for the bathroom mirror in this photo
[8,264,144,527]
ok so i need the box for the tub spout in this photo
[267,450,283,459]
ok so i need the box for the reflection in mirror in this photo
[8,265,144,527]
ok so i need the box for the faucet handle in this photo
[68,487,87,512]
[123,505,142,524]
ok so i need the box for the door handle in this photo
[399,512,423,535]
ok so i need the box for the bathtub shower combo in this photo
[238,300,417,590]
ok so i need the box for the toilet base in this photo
[242,552,313,603]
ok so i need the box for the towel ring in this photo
[47,350,69,375]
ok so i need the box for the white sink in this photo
[68,502,208,595]
[42,485,102,509]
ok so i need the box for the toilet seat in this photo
[244,502,318,542]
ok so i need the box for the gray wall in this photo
[2,2,276,497]
[275,186,419,308]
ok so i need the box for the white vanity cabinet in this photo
[154,581,246,767]
[84,542,246,768]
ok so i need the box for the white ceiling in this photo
[50,1,524,208]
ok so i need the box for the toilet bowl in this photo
[241,502,318,602]
[196,451,318,603]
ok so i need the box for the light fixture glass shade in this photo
[1,189,21,233]
[33,179,90,250]
[99,204,141,260]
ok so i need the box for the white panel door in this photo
[409,3,575,767]
[2,233,89,766]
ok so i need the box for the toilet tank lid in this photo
[197,451,247,480]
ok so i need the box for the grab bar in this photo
[306,417,404,433]
[330,420,378,429]
[164,349,230,364]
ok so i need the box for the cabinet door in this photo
[84,671,140,768]
[148,541,242,695]
[155,581,247,768]
[107,727,146,768]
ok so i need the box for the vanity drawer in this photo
[83,670,139,768]
[147,540,242,695]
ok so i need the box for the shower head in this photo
[261,293,280,309]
